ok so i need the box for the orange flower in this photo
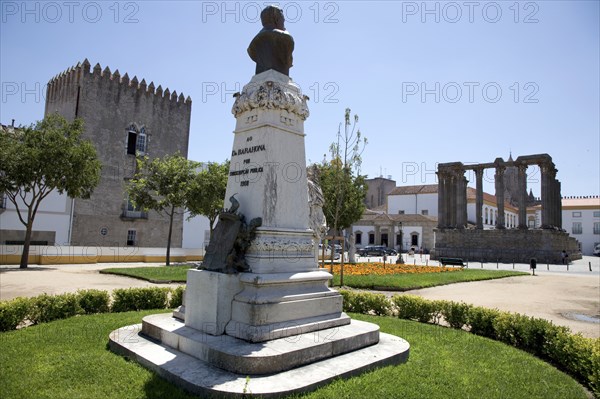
[326,262,462,276]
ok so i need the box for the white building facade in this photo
[560,197,600,255]
[386,184,519,230]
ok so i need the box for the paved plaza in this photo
[1,256,598,337]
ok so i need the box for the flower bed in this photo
[329,262,462,276]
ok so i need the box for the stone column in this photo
[517,163,528,229]
[448,173,457,228]
[494,162,506,229]
[540,162,551,229]
[550,175,558,228]
[437,171,446,228]
[455,167,467,229]
[556,180,562,229]
[548,168,560,229]
[475,168,484,229]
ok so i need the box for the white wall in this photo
[0,191,72,244]
[351,224,373,247]
[388,193,437,215]
[182,212,211,249]
[351,223,422,250]
[563,208,600,255]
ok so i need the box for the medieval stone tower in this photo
[44,59,192,247]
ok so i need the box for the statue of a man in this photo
[248,6,294,76]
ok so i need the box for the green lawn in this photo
[0,311,587,399]
[333,269,527,290]
[100,265,191,283]
[100,265,527,290]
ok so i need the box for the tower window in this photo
[126,124,147,155]
[136,127,147,154]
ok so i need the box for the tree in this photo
[187,160,229,241]
[317,108,368,261]
[318,165,367,234]
[127,154,198,266]
[320,108,368,233]
[0,114,101,268]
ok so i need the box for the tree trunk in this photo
[347,229,356,264]
[166,207,174,266]
[20,216,34,269]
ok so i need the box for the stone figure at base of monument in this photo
[201,195,262,274]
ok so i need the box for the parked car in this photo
[594,244,600,257]
[318,244,341,260]
[357,246,397,257]
[331,244,344,253]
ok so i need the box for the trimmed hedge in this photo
[339,290,391,316]
[0,286,185,332]
[0,297,32,332]
[77,289,110,314]
[341,290,600,397]
[29,293,81,324]
[111,287,171,312]
[170,285,185,309]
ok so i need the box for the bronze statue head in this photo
[260,5,285,30]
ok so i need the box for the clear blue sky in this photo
[1,1,598,197]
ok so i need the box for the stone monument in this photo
[109,6,409,396]
[431,154,581,263]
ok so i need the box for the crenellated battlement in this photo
[46,58,192,105]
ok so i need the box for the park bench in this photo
[440,257,465,267]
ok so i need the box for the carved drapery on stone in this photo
[232,80,310,120]
[307,166,327,240]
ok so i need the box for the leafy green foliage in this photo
[0,297,33,331]
[440,301,473,329]
[339,291,391,316]
[468,306,502,338]
[111,288,171,312]
[169,285,185,308]
[391,294,437,323]
[127,154,198,265]
[318,164,367,233]
[76,289,110,314]
[187,160,229,239]
[0,114,101,268]
[29,293,82,324]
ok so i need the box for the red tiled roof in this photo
[388,184,438,195]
